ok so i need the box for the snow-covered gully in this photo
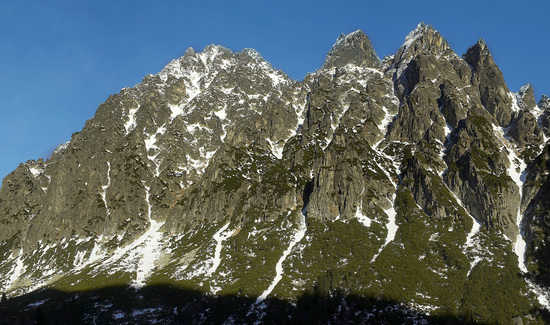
[100,162,111,219]
[248,208,307,319]
[256,211,306,303]
[461,201,483,277]
[494,124,529,272]
[371,139,399,263]
[132,184,166,287]
[86,183,165,287]
[207,223,231,276]
[507,147,528,273]
[370,194,398,263]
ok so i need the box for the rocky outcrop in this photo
[463,39,514,127]
[506,84,544,148]
[539,95,550,137]
[444,109,520,238]
[517,84,537,111]
[522,144,550,284]
[507,110,544,148]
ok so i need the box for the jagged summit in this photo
[463,38,493,65]
[322,29,380,69]
[239,48,265,61]
[476,38,488,51]
[464,35,514,126]
[395,23,451,61]
[539,94,550,109]
[517,83,537,111]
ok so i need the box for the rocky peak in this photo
[395,23,451,61]
[538,95,550,137]
[240,48,265,62]
[516,83,537,111]
[464,38,513,127]
[159,44,232,79]
[464,38,493,68]
[463,38,492,69]
[184,47,195,57]
[539,94,550,110]
[322,29,380,70]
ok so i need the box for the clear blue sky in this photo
[1,0,549,179]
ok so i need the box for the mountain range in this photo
[1,23,550,324]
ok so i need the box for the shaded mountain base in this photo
[0,284,547,324]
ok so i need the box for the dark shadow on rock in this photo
[0,284,547,324]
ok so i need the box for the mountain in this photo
[1,23,550,324]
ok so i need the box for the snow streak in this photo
[507,147,528,272]
[250,209,307,318]
[494,124,529,272]
[132,184,165,287]
[207,223,231,276]
[371,194,398,263]
[371,139,400,263]
[101,162,111,218]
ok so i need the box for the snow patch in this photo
[451,189,483,277]
[52,141,69,156]
[124,105,140,134]
[5,253,25,290]
[266,138,284,160]
[28,166,43,178]
[355,205,371,228]
[144,126,166,177]
[169,104,185,120]
[371,194,398,262]
[207,223,232,276]
[527,279,550,310]
[28,299,49,307]
[214,104,227,120]
[377,104,397,136]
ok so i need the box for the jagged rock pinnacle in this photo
[517,83,537,111]
[395,23,450,61]
[464,37,513,126]
[322,29,380,69]
[539,94,550,110]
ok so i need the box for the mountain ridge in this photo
[1,23,550,324]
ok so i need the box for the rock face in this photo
[0,23,549,324]
[464,38,514,127]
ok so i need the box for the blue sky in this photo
[0,0,549,179]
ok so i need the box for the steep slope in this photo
[0,23,549,324]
